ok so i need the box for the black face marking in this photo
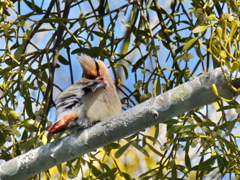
[95,61,101,77]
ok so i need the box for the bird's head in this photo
[95,60,109,83]
[78,55,110,83]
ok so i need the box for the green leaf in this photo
[163,119,179,125]
[172,162,177,179]
[178,125,196,133]
[104,142,121,151]
[211,44,220,57]
[182,37,199,51]
[0,131,6,144]
[17,20,32,27]
[0,67,12,75]
[217,155,227,173]
[219,120,235,133]
[91,165,102,177]
[0,113,7,120]
[147,143,163,157]
[91,31,110,38]
[131,141,150,157]
[200,121,216,127]
[58,55,69,65]
[122,172,133,180]
[24,121,38,132]
[132,54,148,72]
[166,125,181,138]
[199,156,217,169]
[154,125,159,142]
[217,105,237,111]
[36,28,58,33]
[23,0,43,13]
[228,0,240,15]
[56,164,62,175]
[19,136,38,151]
[24,95,34,118]
[231,61,239,72]
[230,20,238,38]
[219,136,238,152]
[80,47,101,58]
[72,159,81,178]
[122,22,131,27]
[99,163,115,179]
[39,17,68,23]
[115,63,128,79]
[206,15,218,21]
[185,141,191,169]
[8,110,20,119]
[71,48,81,54]
[192,26,209,33]
[14,44,25,60]
[152,77,161,97]
[216,26,223,41]
[115,142,131,158]
[124,133,138,141]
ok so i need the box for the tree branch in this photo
[0,67,239,180]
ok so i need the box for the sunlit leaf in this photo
[24,121,38,132]
[182,37,199,51]
[192,26,209,33]
[17,20,32,27]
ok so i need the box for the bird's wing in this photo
[47,79,106,134]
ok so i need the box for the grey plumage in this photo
[47,55,121,134]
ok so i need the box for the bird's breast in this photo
[84,87,121,123]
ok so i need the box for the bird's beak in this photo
[95,77,104,83]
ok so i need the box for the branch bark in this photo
[0,67,239,180]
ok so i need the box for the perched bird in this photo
[47,55,122,135]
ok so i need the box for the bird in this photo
[47,54,122,135]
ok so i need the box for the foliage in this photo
[0,0,240,179]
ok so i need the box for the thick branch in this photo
[0,67,239,180]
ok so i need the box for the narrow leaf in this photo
[192,26,209,33]
[182,37,199,51]
[115,142,131,158]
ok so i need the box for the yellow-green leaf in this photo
[216,26,222,41]
[206,15,218,21]
[231,62,239,72]
[42,134,48,145]
[8,110,20,119]
[192,26,209,33]
[230,20,238,38]
[182,37,199,51]
[18,20,32,27]
[152,78,161,97]
[212,84,219,96]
